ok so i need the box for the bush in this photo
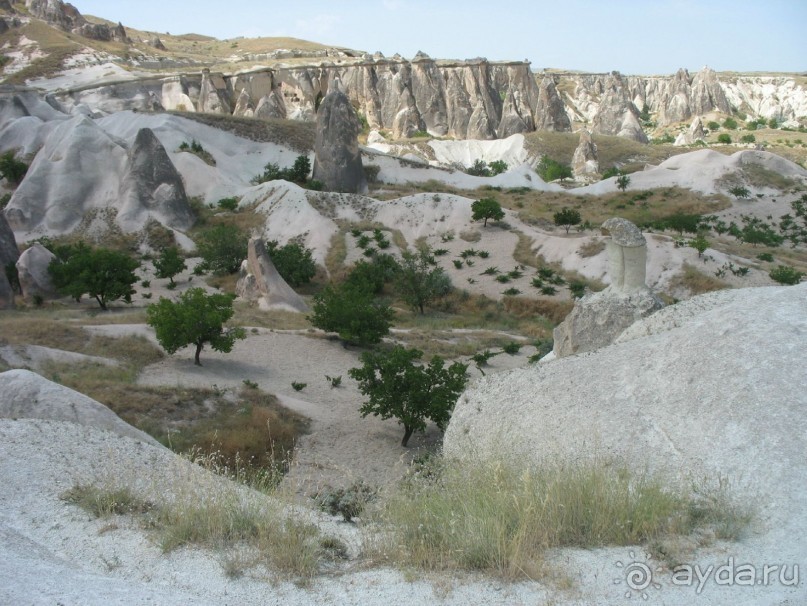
[569,281,586,298]
[717,133,732,144]
[196,224,248,275]
[147,288,245,366]
[537,156,573,182]
[309,283,394,347]
[345,254,400,295]
[471,197,505,227]
[394,248,452,314]
[251,155,313,185]
[616,174,631,191]
[488,160,508,176]
[348,346,468,446]
[601,166,620,180]
[217,197,239,212]
[265,240,316,287]
[769,265,803,285]
[722,117,738,130]
[756,252,774,262]
[553,208,582,234]
[501,342,521,355]
[0,151,28,185]
[740,134,756,144]
[728,186,751,199]
[48,243,140,310]
[466,159,491,177]
[153,246,186,286]
[317,481,376,522]
[768,117,778,129]
[707,121,720,131]
[291,381,306,392]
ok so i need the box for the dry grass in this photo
[668,263,729,296]
[370,456,751,580]
[173,112,315,152]
[577,239,606,258]
[232,303,312,330]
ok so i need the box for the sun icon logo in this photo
[614,551,663,600]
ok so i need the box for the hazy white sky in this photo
[70,0,806,74]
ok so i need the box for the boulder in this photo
[15,242,57,302]
[0,369,160,445]
[312,90,367,193]
[552,218,663,357]
[117,127,194,233]
[571,129,598,177]
[235,237,308,313]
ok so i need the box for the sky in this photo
[69,0,807,75]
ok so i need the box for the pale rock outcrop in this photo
[160,76,195,112]
[313,90,367,193]
[25,0,128,42]
[117,128,194,233]
[197,70,230,114]
[571,129,598,177]
[534,75,571,132]
[4,115,128,236]
[146,36,166,51]
[591,73,648,143]
[235,237,308,313]
[0,369,160,445]
[552,218,663,357]
[659,68,692,124]
[674,116,706,146]
[15,242,57,302]
[444,283,807,561]
[690,66,731,116]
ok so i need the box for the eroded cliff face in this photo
[56,58,806,144]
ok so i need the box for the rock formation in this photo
[534,75,571,132]
[15,242,57,303]
[146,36,166,51]
[552,218,663,357]
[674,116,706,146]
[591,73,648,143]
[197,70,230,114]
[235,237,308,313]
[25,0,128,42]
[0,212,19,308]
[312,90,367,193]
[571,129,598,178]
[690,66,731,116]
[0,369,160,445]
[117,128,194,233]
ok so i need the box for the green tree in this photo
[707,121,720,131]
[196,224,247,275]
[0,151,28,185]
[537,157,573,182]
[309,282,394,347]
[488,160,508,176]
[553,208,582,234]
[288,155,312,183]
[466,159,491,177]
[348,346,469,447]
[153,246,186,286]
[616,174,631,191]
[265,240,316,287]
[722,117,738,130]
[146,287,245,366]
[717,133,732,144]
[345,254,400,295]
[689,234,710,257]
[394,248,452,314]
[48,245,140,310]
[471,197,505,227]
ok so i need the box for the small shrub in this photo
[502,287,521,296]
[707,121,720,131]
[433,248,449,256]
[569,281,586,298]
[501,342,521,355]
[471,349,500,370]
[141,280,151,288]
[495,274,511,283]
[326,375,342,388]
[722,117,738,130]
[357,234,372,248]
[728,186,751,199]
[769,265,803,285]
[453,259,463,269]
[291,381,307,392]
[541,285,558,296]
[217,197,239,212]
[482,266,499,275]
[478,250,490,259]
[0,151,28,185]
[242,379,258,389]
[316,481,376,522]
[740,134,756,144]
[756,252,774,262]
[717,133,732,144]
